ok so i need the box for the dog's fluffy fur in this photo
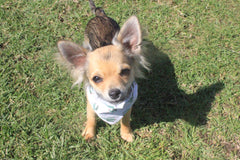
[57,0,149,142]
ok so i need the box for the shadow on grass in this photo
[132,41,224,129]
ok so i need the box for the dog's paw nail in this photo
[82,128,95,141]
[84,134,95,141]
[121,132,134,142]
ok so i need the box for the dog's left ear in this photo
[113,16,141,55]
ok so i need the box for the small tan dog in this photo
[57,0,149,142]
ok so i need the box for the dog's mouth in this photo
[98,92,128,104]
[109,95,127,104]
[96,88,131,104]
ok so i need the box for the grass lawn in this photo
[1,0,240,159]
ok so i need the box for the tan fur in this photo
[121,108,134,142]
[87,45,135,102]
[57,1,150,142]
[81,101,96,140]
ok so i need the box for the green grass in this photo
[1,0,240,159]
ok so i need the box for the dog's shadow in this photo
[132,41,224,128]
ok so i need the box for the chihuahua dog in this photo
[57,0,149,142]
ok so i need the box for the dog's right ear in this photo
[57,41,87,68]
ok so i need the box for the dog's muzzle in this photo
[108,89,121,100]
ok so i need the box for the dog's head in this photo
[57,16,149,103]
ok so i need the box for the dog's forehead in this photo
[88,45,126,62]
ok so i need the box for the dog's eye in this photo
[120,68,130,76]
[92,76,103,83]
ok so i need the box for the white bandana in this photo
[86,82,138,125]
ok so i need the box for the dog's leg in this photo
[120,108,134,142]
[82,101,96,141]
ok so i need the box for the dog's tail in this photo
[89,0,96,13]
[89,0,106,16]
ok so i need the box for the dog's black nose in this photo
[109,89,121,100]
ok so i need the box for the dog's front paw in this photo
[82,126,95,141]
[121,131,134,142]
